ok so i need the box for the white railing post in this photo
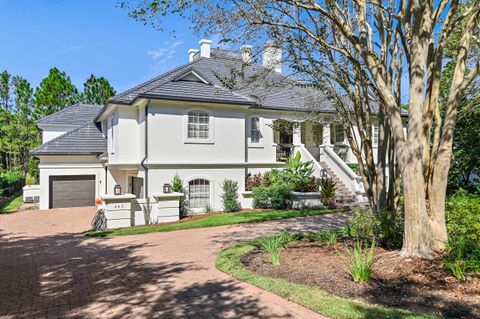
[322,123,331,146]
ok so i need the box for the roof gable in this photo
[173,69,210,84]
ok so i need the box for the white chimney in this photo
[240,45,252,63]
[262,41,282,73]
[188,49,199,62]
[199,39,212,58]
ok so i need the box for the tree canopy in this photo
[122,0,480,258]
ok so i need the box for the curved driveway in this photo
[0,207,347,318]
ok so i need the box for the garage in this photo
[49,175,96,208]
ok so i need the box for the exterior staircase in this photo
[295,144,366,207]
[319,162,358,206]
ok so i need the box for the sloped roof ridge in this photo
[30,122,100,154]
[36,103,102,125]
[109,58,205,103]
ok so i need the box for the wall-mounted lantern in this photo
[321,169,328,180]
[114,184,122,195]
[163,183,172,193]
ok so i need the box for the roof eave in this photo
[138,93,256,107]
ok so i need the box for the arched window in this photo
[188,179,210,208]
[187,111,210,139]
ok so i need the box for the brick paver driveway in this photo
[0,207,348,318]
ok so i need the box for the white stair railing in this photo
[319,145,366,202]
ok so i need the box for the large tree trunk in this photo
[401,163,436,258]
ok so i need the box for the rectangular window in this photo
[250,117,260,143]
[331,124,345,144]
[188,111,210,139]
[373,125,379,145]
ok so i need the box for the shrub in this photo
[319,177,336,199]
[269,182,291,209]
[171,174,187,218]
[282,152,317,192]
[441,195,480,280]
[252,182,292,210]
[341,241,377,282]
[0,171,24,188]
[246,172,270,191]
[252,186,270,209]
[348,207,404,249]
[442,236,480,281]
[446,195,480,242]
[347,163,360,174]
[221,179,240,212]
[247,152,318,193]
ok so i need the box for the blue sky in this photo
[0,0,201,93]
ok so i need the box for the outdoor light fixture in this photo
[114,184,122,195]
[163,183,172,193]
[321,169,328,179]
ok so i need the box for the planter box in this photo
[291,192,324,209]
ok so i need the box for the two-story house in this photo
[32,39,381,211]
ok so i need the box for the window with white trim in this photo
[187,111,210,139]
[373,125,379,145]
[331,124,345,144]
[250,117,261,143]
[188,179,210,208]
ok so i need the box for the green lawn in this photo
[216,241,436,319]
[0,193,23,214]
[84,208,335,237]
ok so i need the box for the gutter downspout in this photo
[140,100,150,198]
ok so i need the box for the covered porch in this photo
[273,119,353,163]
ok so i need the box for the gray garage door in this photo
[49,175,96,209]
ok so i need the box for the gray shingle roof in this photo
[37,104,103,126]
[108,53,335,112]
[108,49,407,117]
[30,122,107,156]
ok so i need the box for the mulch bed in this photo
[242,241,480,319]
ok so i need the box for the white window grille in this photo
[332,124,345,144]
[250,117,260,143]
[187,111,210,139]
[188,179,210,208]
[373,125,379,145]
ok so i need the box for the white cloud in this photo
[147,40,183,73]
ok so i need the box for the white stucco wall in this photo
[41,126,78,143]
[38,155,106,210]
[107,106,141,164]
[147,101,247,164]
[148,167,247,211]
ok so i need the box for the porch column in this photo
[322,123,331,146]
[292,122,302,146]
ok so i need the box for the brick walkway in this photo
[0,207,348,318]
